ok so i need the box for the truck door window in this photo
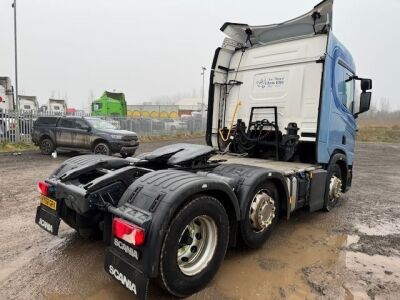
[335,62,355,113]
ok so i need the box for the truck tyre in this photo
[158,195,229,297]
[323,164,342,211]
[40,137,55,155]
[93,142,111,156]
[239,182,279,249]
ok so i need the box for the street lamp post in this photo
[201,66,206,131]
[12,0,20,142]
[12,0,18,110]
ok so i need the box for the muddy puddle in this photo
[33,215,352,300]
[5,212,398,300]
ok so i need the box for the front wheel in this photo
[158,195,229,297]
[93,142,111,156]
[323,164,342,211]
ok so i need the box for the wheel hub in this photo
[177,215,217,276]
[329,176,342,200]
[249,190,276,232]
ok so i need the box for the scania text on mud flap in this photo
[35,1,373,299]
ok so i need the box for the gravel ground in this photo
[0,139,399,299]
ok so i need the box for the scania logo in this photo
[39,218,53,232]
[109,265,137,294]
[114,238,139,260]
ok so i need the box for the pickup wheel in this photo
[93,142,111,156]
[323,164,342,211]
[239,182,279,249]
[39,137,55,155]
[158,195,229,297]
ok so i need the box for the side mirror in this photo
[361,78,372,92]
[355,92,371,117]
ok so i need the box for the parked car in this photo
[163,118,188,131]
[31,116,139,157]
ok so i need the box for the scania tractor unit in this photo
[35,1,372,299]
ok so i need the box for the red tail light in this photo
[112,217,145,246]
[38,181,49,196]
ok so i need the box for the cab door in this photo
[73,118,92,149]
[56,118,75,147]
[334,60,356,160]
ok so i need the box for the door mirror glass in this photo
[357,92,371,116]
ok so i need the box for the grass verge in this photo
[138,132,204,143]
[0,142,39,153]
[357,125,400,143]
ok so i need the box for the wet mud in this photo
[0,141,399,299]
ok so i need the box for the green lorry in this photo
[91,91,127,117]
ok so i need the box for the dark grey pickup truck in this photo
[31,116,139,157]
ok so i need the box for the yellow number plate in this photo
[40,195,57,210]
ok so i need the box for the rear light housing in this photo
[112,217,145,246]
[38,181,49,196]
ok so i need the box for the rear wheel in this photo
[158,195,229,297]
[93,142,111,156]
[40,137,55,155]
[239,182,279,248]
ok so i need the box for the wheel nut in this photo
[190,246,197,253]
[195,233,202,240]
[181,257,189,262]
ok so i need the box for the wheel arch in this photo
[39,133,53,143]
[209,164,289,219]
[328,151,348,191]
[115,170,240,278]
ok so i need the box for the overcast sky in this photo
[0,0,399,110]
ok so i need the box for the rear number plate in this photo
[40,195,57,210]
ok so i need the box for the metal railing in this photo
[0,110,206,143]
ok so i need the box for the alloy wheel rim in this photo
[249,190,276,232]
[177,215,218,276]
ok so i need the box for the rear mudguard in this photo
[114,165,288,278]
[209,164,289,218]
[115,169,240,278]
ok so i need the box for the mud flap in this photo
[104,248,149,300]
[309,169,327,212]
[35,206,60,235]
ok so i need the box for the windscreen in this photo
[86,118,117,130]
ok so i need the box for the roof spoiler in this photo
[220,0,333,46]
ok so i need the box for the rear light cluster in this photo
[113,217,145,246]
[38,181,49,196]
